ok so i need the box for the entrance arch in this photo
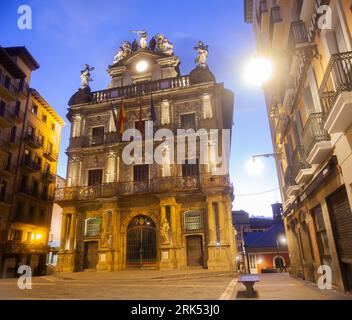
[126,215,156,268]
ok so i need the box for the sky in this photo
[0,0,281,217]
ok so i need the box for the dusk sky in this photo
[0,0,281,216]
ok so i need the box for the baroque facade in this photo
[56,32,236,272]
[245,0,352,292]
[0,46,64,277]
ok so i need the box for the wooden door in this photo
[186,235,204,267]
[83,242,98,269]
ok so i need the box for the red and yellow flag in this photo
[117,99,127,135]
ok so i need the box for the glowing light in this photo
[244,56,273,86]
[136,60,148,72]
[245,158,264,176]
[257,257,263,264]
[279,236,287,244]
[35,234,42,240]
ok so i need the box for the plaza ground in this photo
[0,270,351,300]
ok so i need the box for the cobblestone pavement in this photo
[233,273,352,300]
[0,270,236,300]
[1,270,351,300]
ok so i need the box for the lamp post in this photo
[276,233,287,272]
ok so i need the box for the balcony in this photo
[0,161,16,177]
[24,134,43,149]
[284,166,300,198]
[291,145,315,184]
[269,5,283,42]
[0,73,19,101]
[42,171,56,183]
[92,75,190,103]
[0,193,12,205]
[320,51,352,134]
[43,149,58,162]
[21,157,41,172]
[18,184,53,202]
[289,20,308,51]
[302,113,332,164]
[55,174,230,202]
[0,104,13,127]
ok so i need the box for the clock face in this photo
[136,60,148,72]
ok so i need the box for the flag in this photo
[150,93,157,123]
[111,103,119,135]
[138,99,144,135]
[117,99,127,135]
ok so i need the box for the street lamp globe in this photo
[244,56,273,87]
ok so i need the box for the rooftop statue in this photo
[130,30,148,49]
[80,64,94,89]
[122,41,132,58]
[113,47,124,63]
[194,41,209,68]
[155,34,174,55]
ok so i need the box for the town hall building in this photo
[55,31,236,272]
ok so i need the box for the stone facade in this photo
[56,34,236,272]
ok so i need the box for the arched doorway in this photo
[126,215,156,268]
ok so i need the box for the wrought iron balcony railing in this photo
[55,174,231,202]
[21,157,41,171]
[291,145,310,181]
[319,51,352,118]
[302,112,330,159]
[0,73,19,95]
[92,75,191,103]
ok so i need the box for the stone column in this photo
[171,204,177,246]
[207,200,215,244]
[59,214,67,251]
[218,200,226,244]
[68,214,77,251]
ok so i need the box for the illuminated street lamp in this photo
[244,56,273,87]
[276,233,287,271]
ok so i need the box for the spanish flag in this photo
[117,99,127,135]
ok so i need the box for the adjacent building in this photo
[55,33,236,272]
[244,0,352,292]
[0,46,64,278]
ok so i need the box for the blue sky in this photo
[0,0,281,216]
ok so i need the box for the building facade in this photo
[0,46,64,278]
[55,33,236,272]
[244,0,352,292]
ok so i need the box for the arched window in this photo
[274,256,285,269]
[183,211,203,232]
[85,217,102,237]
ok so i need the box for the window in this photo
[28,206,36,223]
[10,126,17,142]
[88,169,103,186]
[11,229,23,241]
[15,202,23,220]
[42,114,47,123]
[313,205,331,257]
[180,113,196,129]
[182,159,199,177]
[32,180,39,196]
[183,211,203,232]
[0,100,6,115]
[15,101,21,116]
[35,155,42,167]
[27,232,33,242]
[85,217,102,237]
[91,126,104,145]
[133,165,149,182]
[47,142,53,154]
[0,180,7,201]
[27,125,35,137]
[39,133,44,146]
[39,209,46,224]
[31,104,38,115]
[51,122,56,132]
[42,185,48,201]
